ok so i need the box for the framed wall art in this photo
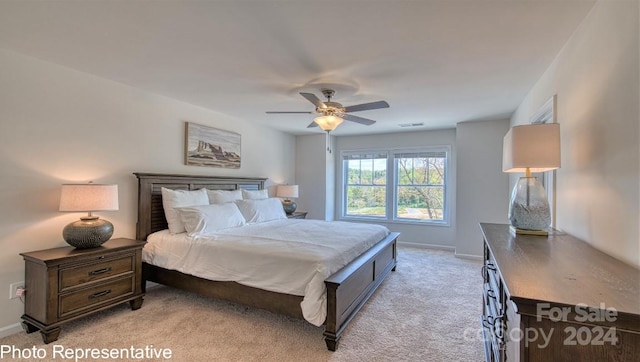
[184,122,241,169]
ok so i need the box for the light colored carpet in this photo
[1,247,484,361]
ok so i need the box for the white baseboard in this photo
[0,322,22,339]
[397,241,482,260]
[397,241,456,251]
[454,252,483,261]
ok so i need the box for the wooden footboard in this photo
[324,232,399,351]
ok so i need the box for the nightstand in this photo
[287,212,307,219]
[20,238,146,343]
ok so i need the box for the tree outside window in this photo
[395,152,446,221]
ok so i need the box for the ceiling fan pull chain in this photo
[326,131,332,153]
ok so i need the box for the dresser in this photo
[20,238,146,343]
[480,223,639,362]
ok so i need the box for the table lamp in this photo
[503,123,560,235]
[276,185,299,214]
[59,183,119,248]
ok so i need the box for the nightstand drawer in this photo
[59,254,134,291]
[59,277,134,318]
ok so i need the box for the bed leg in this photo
[141,262,149,293]
[324,335,338,351]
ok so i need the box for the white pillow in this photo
[207,189,243,204]
[161,187,209,234]
[177,203,246,236]
[241,189,268,200]
[235,198,287,223]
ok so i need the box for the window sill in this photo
[339,216,450,227]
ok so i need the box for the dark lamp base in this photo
[62,218,114,248]
[282,200,297,215]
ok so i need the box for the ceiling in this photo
[0,1,595,136]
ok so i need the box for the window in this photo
[395,151,446,221]
[341,147,449,225]
[344,152,388,218]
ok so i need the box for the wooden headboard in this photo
[134,173,266,240]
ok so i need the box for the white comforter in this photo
[142,219,390,326]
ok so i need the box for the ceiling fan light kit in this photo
[314,115,344,131]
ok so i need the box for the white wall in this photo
[295,134,333,220]
[0,49,296,332]
[510,1,639,267]
[455,119,510,257]
[333,129,458,247]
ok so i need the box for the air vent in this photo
[398,122,424,128]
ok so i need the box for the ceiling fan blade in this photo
[343,100,390,113]
[343,114,376,126]
[307,121,318,128]
[266,111,314,114]
[300,92,327,109]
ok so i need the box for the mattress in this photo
[142,218,390,326]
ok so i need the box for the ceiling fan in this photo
[266,89,390,131]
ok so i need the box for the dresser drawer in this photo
[59,277,134,318]
[59,254,134,291]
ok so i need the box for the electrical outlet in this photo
[9,282,24,300]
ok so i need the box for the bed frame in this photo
[134,172,398,351]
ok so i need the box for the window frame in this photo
[341,151,389,220]
[339,146,451,226]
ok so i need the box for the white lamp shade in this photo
[276,185,299,198]
[59,184,119,212]
[503,123,561,173]
[314,115,344,131]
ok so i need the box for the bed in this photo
[134,172,399,351]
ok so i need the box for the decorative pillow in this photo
[207,189,243,204]
[235,198,287,223]
[177,203,246,236]
[241,189,268,200]
[161,187,209,234]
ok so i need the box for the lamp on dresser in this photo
[59,183,119,248]
[502,123,560,235]
[276,184,299,214]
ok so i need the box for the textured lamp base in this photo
[62,217,114,248]
[282,200,297,215]
[508,177,551,233]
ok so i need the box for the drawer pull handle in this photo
[89,267,112,276]
[493,315,505,340]
[88,289,111,299]
[486,289,497,300]
[482,316,493,329]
